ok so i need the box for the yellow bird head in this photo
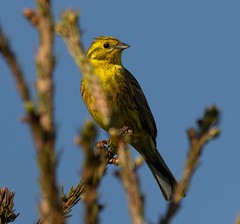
[87,36,130,65]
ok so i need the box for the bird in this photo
[81,36,177,200]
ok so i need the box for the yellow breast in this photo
[81,61,126,130]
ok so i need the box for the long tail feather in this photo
[145,149,177,201]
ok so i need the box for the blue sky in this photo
[1,1,240,223]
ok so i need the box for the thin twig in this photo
[1,9,63,223]
[33,0,64,223]
[160,106,220,224]
[75,120,107,224]
[55,9,110,126]
[0,24,43,150]
[55,10,117,221]
[0,26,32,104]
[111,129,144,224]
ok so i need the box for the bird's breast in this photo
[81,64,127,130]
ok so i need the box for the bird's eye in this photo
[103,43,110,49]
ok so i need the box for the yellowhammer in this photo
[81,36,177,200]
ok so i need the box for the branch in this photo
[0,25,32,104]
[60,122,133,221]
[32,0,64,223]
[160,106,220,224]
[55,9,110,127]
[60,125,124,220]
[1,7,63,222]
[55,10,118,221]
[75,120,107,224]
[111,129,145,224]
[0,24,43,149]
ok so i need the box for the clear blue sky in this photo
[1,1,240,223]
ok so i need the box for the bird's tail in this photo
[145,149,177,201]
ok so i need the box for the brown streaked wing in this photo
[124,69,157,145]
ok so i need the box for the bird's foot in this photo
[95,140,108,152]
[95,139,119,166]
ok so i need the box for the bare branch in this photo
[55,9,110,126]
[111,129,145,224]
[33,0,64,223]
[160,106,220,224]
[0,26,32,104]
[0,24,46,151]
[75,120,107,224]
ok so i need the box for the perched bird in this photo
[81,36,177,200]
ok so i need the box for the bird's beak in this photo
[114,42,130,50]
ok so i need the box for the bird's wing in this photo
[124,69,157,144]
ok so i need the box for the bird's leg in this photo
[95,126,133,166]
